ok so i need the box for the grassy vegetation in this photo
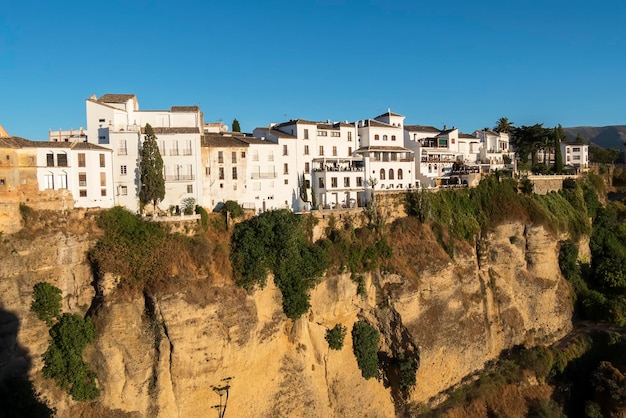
[405,174,598,256]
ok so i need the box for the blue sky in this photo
[1,0,624,140]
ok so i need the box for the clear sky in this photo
[1,0,624,140]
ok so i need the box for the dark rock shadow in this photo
[0,306,54,417]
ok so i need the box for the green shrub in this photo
[352,321,380,379]
[42,313,99,401]
[181,197,196,215]
[230,210,328,319]
[397,353,418,392]
[195,205,209,231]
[31,282,62,326]
[325,324,347,350]
[221,200,244,219]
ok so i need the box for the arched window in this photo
[391,135,396,141]
[383,135,388,141]
[380,169,385,180]
[398,169,403,180]
[389,169,394,180]
[374,134,380,140]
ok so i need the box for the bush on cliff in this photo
[325,324,347,350]
[42,313,99,401]
[31,282,62,326]
[352,321,380,379]
[230,209,328,319]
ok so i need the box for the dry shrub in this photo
[387,217,450,283]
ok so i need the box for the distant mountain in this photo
[563,125,626,149]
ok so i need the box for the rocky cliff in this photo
[0,214,573,417]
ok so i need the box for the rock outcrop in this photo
[0,218,573,417]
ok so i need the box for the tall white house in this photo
[354,111,415,196]
[561,142,589,172]
[85,94,203,212]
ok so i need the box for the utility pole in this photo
[211,376,233,418]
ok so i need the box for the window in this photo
[305,179,311,189]
[121,165,127,175]
[380,169,385,180]
[389,169,394,180]
[219,167,225,180]
[78,173,87,187]
[283,163,289,174]
[348,132,352,141]
[451,138,455,144]
[319,146,324,156]
[78,153,85,167]
[374,134,380,140]
[171,141,179,156]
[573,155,581,160]
[99,154,105,167]
[101,188,107,197]
[79,190,87,197]
[268,151,274,161]
[187,184,193,193]
[317,130,328,137]
[46,153,54,167]
[331,132,340,137]
[284,179,288,185]
[573,147,581,152]
[391,135,396,141]
[344,177,350,187]
[252,150,259,161]
[205,167,210,175]
[100,172,106,187]
[331,177,338,188]
[58,174,67,189]
[283,145,288,156]
[356,177,363,187]
[241,151,246,158]
[99,118,105,123]
[398,169,403,180]
[218,151,224,163]
[57,154,68,167]
[232,151,237,163]
[304,145,309,155]
[119,186,128,196]
[304,129,309,139]
[44,174,54,189]
[183,141,192,156]
[383,135,388,141]
[232,167,238,179]
[304,162,310,172]
[332,146,337,156]
[118,139,127,155]
[318,178,325,188]
[348,147,352,156]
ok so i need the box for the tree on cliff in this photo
[139,123,165,212]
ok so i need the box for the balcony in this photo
[250,172,276,179]
[182,149,192,156]
[165,174,194,181]
[170,150,179,156]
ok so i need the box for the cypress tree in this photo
[554,125,564,173]
[139,123,165,212]
[232,118,241,132]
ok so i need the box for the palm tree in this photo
[494,117,514,133]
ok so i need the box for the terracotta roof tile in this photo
[98,94,136,103]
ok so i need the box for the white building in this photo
[85,94,203,212]
[201,132,249,211]
[561,142,589,172]
[474,129,515,170]
[357,111,416,196]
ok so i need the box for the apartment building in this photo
[356,111,416,195]
[561,142,589,172]
[85,94,203,212]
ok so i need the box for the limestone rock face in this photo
[0,221,574,417]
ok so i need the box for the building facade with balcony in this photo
[85,94,203,212]
[561,142,589,172]
[356,111,416,195]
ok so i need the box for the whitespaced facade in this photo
[85,95,203,212]
[357,111,415,194]
[561,142,589,172]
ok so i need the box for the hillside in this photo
[563,125,626,149]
